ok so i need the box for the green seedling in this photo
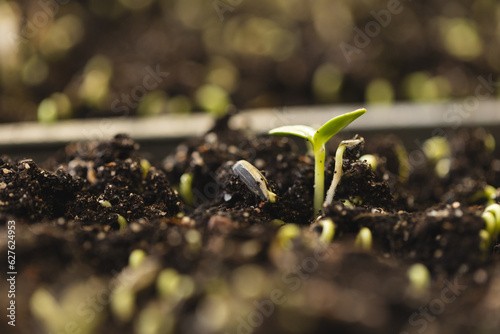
[354,227,372,251]
[394,142,410,184]
[276,224,301,250]
[117,214,128,230]
[359,154,377,170]
[232,160,277,203]
[482,203,500,243]
[423,136,451,162]
[469,185,497,206]
[269,108,366,214]
[140,159,151,179]
[324,138,364,206]
[407,263,430,296]
[99,199,112,208]
[479,229,491,261]
[179,172,195,206]
[129,249,147,268]
[312,218,335,244]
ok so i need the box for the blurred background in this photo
[0,0,499,123]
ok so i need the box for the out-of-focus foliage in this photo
[0,0,498,122]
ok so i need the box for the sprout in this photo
[179,172,194,206]
[394,142,410,184]
[359,154,377,170]
[469,185,498,206]
[354,227,372,251]
[117,214,128,230]
[423,136,451,162]
[312,218,335,244]
[407,263,430,296]
[479,229,491,261]
[324,138,364,206]
[129,249,147,268]
[140,159,151,179]
[269,108,366,214]
[99,199,112,208]
[275,224,301,250]
[232,160,277,203]
[482,203,500,243]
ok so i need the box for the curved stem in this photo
[325,143,346,206]
[314,145,326,215]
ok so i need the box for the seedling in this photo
[407,263,430,296]
[179,172,195,206]
[359,154,377,170]
[482,203,500,243]
[354,227,372,251]
[269,108,366,214]
[324,138,363,206]
[232,160,277,203]
[311,218,335,244]
[469,185,497,206]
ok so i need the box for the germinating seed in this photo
[232,160,276,202]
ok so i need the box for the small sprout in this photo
[111,287,135,322]
[354,227,372,251]
[394,142,409,184]
[129,249,147,268]
[135,303,175,334]
[276,224,301,250]
[140,159,151,179]
[179,172,195,206]
[99,199,112,208]
[469,185,498,206]
[423,136,451,162]
[324,138,363,206]
[156,268,195,300]
[435,158,451,179]
[484,133,495,153]
[316,218,335,244]
[479,229,491,261]
[407,263,430,296]
[232,160,276,203]
[269,108,366,214]
[482,211,496,239]
[359,154,377,170]
[483,203,500,242]
[117,214,128,230]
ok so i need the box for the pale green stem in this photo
[324,144,346,206]
[314,145,326,214]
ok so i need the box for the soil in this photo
[1,116,499,334]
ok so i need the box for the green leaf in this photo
[268,125,316,142]
[313,108,366,146]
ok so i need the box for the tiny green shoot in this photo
[269,108,366,214]
[179,172,195,206]
[117,214,128,230]
[354,227,372,251]
[316,218,335,244]
[324,138,363,206]
[140,159,151,179]
[469,185,497,206]
[359,154,377,170]
[129,249,147,268]
[99,199,112,208]
[407,263,430,296]
[276,224,301,250]
[482,203,500,243]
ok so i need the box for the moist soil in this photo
[1,116,500,334]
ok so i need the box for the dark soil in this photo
[1,117,499,334]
